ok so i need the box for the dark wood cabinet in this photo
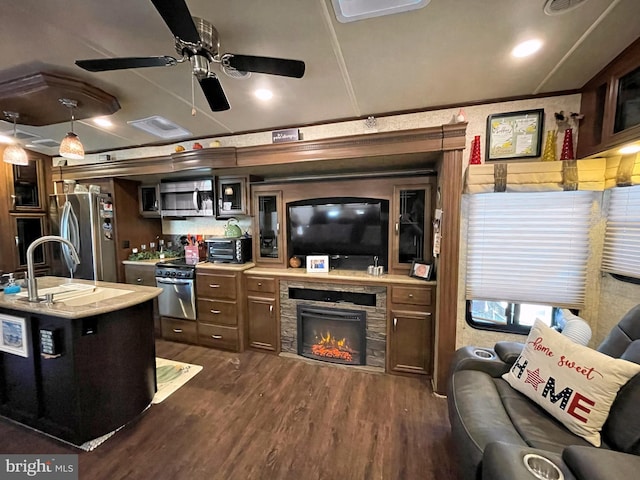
[246,275,279,352]
[578,37,640,158]
[252,190,285,267]
[196,269,243,352]
[138,184,160,218]
[387,284,434,376]
[217,175,249,218]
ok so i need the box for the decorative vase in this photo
[289,256,302,268]
[541,130,558,162]
[469,135,482,165]
[560,128,575,160]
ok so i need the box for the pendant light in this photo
[2,111,29,166]
[58,98,84,160]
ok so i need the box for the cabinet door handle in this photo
[210,309,221,314]
[395,222,399,234]
[408,293,414,298]
[136,278,143,283]
[211,334,223,339]
[15,236,20,246]
[393,317,397,331]
[257,282,263,287]
[425,312,432,316]
[209,284,220,288]
[173,328,183,333]
[269,304,273,314]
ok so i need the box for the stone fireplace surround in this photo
[279,280,387,368]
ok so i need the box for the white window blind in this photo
[602,185,640,278]
[465,190,595,308]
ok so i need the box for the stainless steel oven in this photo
[155,260,197,320]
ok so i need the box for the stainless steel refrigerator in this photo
[48,192,117,282]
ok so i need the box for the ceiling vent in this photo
[31,138,60,148]
[128,115,192,139]
[0,128,40,141]
[544,0,589,15]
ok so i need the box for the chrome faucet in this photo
[26,235,81,302]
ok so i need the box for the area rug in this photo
[153,357,203,404]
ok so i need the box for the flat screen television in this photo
[287,197,389,268]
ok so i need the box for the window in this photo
[465,190,596,332]
[602,185,640,280]
[467,300,559,334]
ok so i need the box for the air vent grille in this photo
[128,115,192,139]
[31,139,60,147]
[544,0,589,15]
[1,129,40,141]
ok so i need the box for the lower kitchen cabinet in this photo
[387,284,434,376]
[195,268,244,352]
[246,275,279,353]
[124,262,161,336]
[160,317,198,344]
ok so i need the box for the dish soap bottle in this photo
[4,273,21,295]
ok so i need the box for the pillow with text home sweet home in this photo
[502,319,640,446]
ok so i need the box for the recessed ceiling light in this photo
[93,117,113,128]
[512,39,543,58]
[619,144,640,155]
[255,89,273,101]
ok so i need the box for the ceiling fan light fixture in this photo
[58,98,85,160]
[332,0,430,23]
[2,111,29,166]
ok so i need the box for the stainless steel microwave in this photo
[160,179,214,217]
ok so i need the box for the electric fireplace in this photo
[297,305,366,365]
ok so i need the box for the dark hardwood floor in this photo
[0,339,457,480]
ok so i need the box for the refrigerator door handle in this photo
[60,200,80,273]
[193,188,200,212]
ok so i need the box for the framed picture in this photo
[0,313,29,358]
[486,109,544,160]
[306,255,329,273]
[410,260,432,281]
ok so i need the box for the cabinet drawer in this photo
[197,298,237,326]
[198,323,239,351]
[246,276,276,293]
[161,317,198,344]
[124,265,157,286]
[390,285,432,306]
[196,272,237,300]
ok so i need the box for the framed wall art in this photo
[486,109,544,160]
[0,313,29,358]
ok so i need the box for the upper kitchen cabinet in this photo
[217,176,249,218]
[138,184,160,218]
[578,37,640,158]
[390,180,434,274]
[252,189,285,267]
[5,152,46,212]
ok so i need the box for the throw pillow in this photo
[502,319,640,446]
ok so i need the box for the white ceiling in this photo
[1,0,639,156]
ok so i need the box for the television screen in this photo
[287,197,389,260]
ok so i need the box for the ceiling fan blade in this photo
[151,0,200,44]
[76,56,177,72]
[199,76,230,112]
[226,54,305,78]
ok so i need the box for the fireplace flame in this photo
[311,331,354,362]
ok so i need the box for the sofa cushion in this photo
[598,304,640,357]
[563,445,640,480]
[502,320,640,446]
[493,379,594,453]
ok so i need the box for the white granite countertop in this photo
[0,277,162,319]
[196,262,255,272]
[244,267,436,286]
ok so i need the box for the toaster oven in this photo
[205,237,252,263]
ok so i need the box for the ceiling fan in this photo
[75,0,305,112]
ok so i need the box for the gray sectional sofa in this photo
[447,305,640,480]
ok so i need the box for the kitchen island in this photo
[0,277,161,446]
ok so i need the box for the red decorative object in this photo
[560,128,575,160]
[469,135,482,165]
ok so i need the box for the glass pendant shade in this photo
[2,111,29,165]
[3,143,29,166]
[59,132,85,160]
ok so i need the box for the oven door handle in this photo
[157,279,191,286]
